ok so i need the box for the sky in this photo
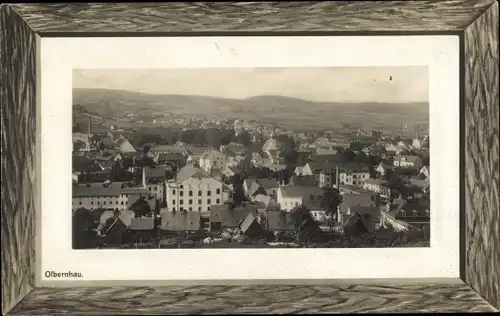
[73,66,429,103]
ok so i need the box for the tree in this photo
[422,155,430,166]
[230,173,246,206]
[367,155,381,176]
[385,169,403,201]
[72,207,95,249]
[237,130,251,147]
[320,186,342,231]
[289,205,311,244]
[131,197,152,218]
[353,151,369,164]
[206,128,223,148]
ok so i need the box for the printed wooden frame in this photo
[1,1,498,314]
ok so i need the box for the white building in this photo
[72,181,128,211]
[339,170,370,186]
[393,155,422,169]
[276,186,322,212]
[165,165,231,212]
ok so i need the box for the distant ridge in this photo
[73,88,429,131]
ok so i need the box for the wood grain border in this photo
[1,1,498,314]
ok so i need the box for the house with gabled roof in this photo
[97,210,135,246]
[240,213,266,240]
[289,175,318,187]
[209,204,258,231]
[153,152,187,168]
[114,137,137,154]
[342,206,381,234]
[165,165,231,212]
[391,198,430,229]
[419,165,430,180]
[338,193,378,224]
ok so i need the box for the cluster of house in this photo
[72,123,431,246]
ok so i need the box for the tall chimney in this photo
[88,116,92,134]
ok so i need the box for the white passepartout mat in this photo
[39,36,459,282]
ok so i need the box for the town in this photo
[72,114,431,249]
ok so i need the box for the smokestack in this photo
[88,116,92,134]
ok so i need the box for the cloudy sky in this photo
[73,66,428,103]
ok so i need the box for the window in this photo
[149,187,152,191]
[189,190,193,196]
[180,200,184,205]
[198,199,202,204]
[216,199,220,204]
[198,207,202,211]
[180,185,184,189]
[189,207,193,211]
[207,207,211,211]
[172,207,176,212]
[91,201,94,205]
[207,190,211,196]
[173,190,176,194]
[180,191,184,197]
[189,199,192,205]
[79,201,82,205]
[172,200,176,205]
[207,199,211,204]
[216,188,221,194]
[198,190,202,196]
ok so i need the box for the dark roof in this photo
[256,178,279,190]
[143,166,167,179]
[349,206,380,222]
[174,165,214,184]
[99,210,135,228]
[310,153,344,164]
[210,204,258,228]
[343,213,375,233]
[400,198,430,217]
[340,193,377,214]
[240,213,265,236]
[335,162,370,173]
[265,211,295,231]
[160,211,201,231]
[73,182,125,197]
[121,187,149,195]
[279,186,322,199]
[289,175,318,187]
[246,180,263,197]
[130,217,155,230]
[155,152,186,163]
[302,195,325,211]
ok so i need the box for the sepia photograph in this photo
[71,66,431,250]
